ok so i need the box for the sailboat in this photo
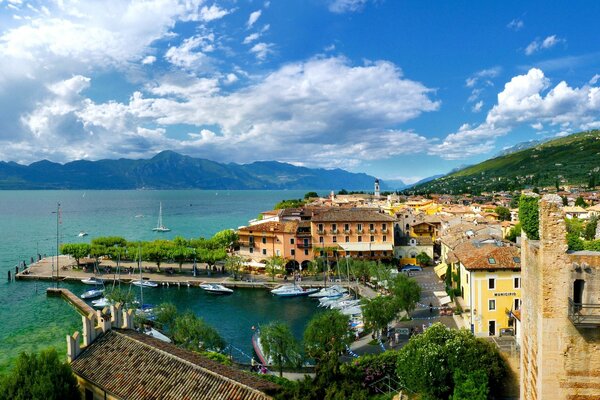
[152,202,170,232]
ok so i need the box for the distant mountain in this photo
[382,179,407,190]
[0,151,381,190]
[406,174,446,188]
[412,130,600,194]
[495,139,547,157]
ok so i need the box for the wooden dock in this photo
[47,287,95,316]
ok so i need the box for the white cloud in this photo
[465,67,500,88]
[199,4,231,22]
[590,74,600,85]
[432,68,600,159]
[525,35,565,55]
[329,0,368,13]
[472,100,484,113]
[142,55,156,65]
[165,34,215,69]
[247,10,261,28]
[243,32,260,44]
[250,42,273,60]
[507,18,524,31]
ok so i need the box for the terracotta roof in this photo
[452,241,520,271]
[311,209,395,222]
[238,221,298,234]
[71,329,277,400]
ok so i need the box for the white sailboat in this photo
[152,202,171,232]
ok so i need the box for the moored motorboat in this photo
[319,294,352,307]
[271,284,319,297]
[308,285,347,298]
[145,327,171,343]
[81,277,104,285]
[132,280,159,288]
[91,297,112,308]
[78,231,88,237]
[329,299,361,310]
[200,283,234,294]
[81,288,104,299]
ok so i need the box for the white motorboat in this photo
[271,284,319,297]
[330,299,361,310]
[78,231,88,237]
[200,283,234,294]
[91,297,112,308]
[152,202,171,232]
[341,305,363,316]
[145,327,171,343]
[81,288,104,299]
[132,280,159,288]
[308,285,347,298]
[319,294,352,307]
[81,277,104,285]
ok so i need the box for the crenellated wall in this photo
[521,195,600,400]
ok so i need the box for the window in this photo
[514,277,520,289]
[345,236,350,243]
[331,223,337,232]
[304,249,309,256]
[513,257,521,263]
[262,249,267,255]
[332,236,337,243]
[290,238,295,245]
[370,235,375,242]
[318,223,324,232]
[291,249,295,256]
[276,250,280,257]
[466,274,469,284]
[358,251,363,257]
[383,235,387,242]
[371,251,375,257]
[488,257,496,264]
[369,223,374,231]
[303,238,309,246]
[514,298,520,310]
[262,237,267,244]
[85,389,94,400]
[249,235,254,243]
[488,299,496,311]
[344,223,350,232]
[357,223,363,232]
[488,278,496,290]
[249,247,254,254]
[383,251,387,256]
[319,236,324,243]
[382,223,387,232]
[358,236,362,242]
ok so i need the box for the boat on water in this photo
[308,285,347,298]
[145,327,171,343]
[200,283,234,294]
[132,280,159,288]
[341,305,363,316]
[251,330,271,366]
[319,293,352,307]
[329,299,361,310]
[78,231,88,237]
[81,288,104,299]
[271,284,319,297]
[81,277,104,285]
[152,202,171,232]
[91,297,112,308]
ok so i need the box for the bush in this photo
[519,195,539,240]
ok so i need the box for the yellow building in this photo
[448,240,521,337]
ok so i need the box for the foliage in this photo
[225,254,244,280]
[338,189,348,195]
[389,274,421,314]
[341,351,402,395]
[494,206,511,221]
[260,321,302,377]
[0,348,79,400]
[266,256,284,281]
[583,239,600,251]
[451,369,489,400]
[172,311,225,352]
[415,252,431,266]
[509,195,520,209]
[396,323,506,399]
[519,195,539,240]
[91,236,127,248]
[304,310,352,366]
[584,215,598,240]
[575,196,587,208]
[60,243,91,266]
[274,199,306,210]
[506,223,521,242]
[304,191,319,199]
[348,259,375,282]
[169,246,193,271]
[211,229,238,248]
[200,351,232,366]
[155,302,178,333]
[567,232,585,251]
[362,296,398,338]
[104,286,137,309]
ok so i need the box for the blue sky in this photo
[1,0,600,184]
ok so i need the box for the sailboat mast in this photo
[139,245,143,309]
[56,202,60,288]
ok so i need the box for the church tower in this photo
[374,178,380,199]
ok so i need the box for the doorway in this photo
[574,279,585,312]
[488,320,496,336]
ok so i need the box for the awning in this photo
[433,291,448,298]
[434,263,447,278]
[439,296,452,306]
[243,260,266,268]
[338,243,393,252]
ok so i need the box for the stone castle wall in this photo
[521,195,600,400]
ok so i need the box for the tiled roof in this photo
[452,241,520,271]
[238,221,298,234]
[71,330,278,400]
[311,209,395,222]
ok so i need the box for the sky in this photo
[1,0,600,184]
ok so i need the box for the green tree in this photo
[104,287,136,309]
[389,274,421,315]
[519,195,539,240]
[0,348,79,400]
[565,217,584,237]
[494,206,511,221]
[575,196,587,208]
[225,254,244,280]
[567,232,584,251]
[211,229,238,248]
[60,243,91,267]
[415,251,431,266]
[155,302,178,334]
[451,369,489,400]
[361,296,397,338]
[338,189,348,195]
[274,199,305,209]
[265,256,284,281]
[506,223,522,242]
[143,241,171,272]
[260,321,302,377]
[585,215,598,240]
[304,191,318,199]
[172,311,225,352]
[91,236,127,248]
[562,195,569,206]
[509,195,520,209]
[304,310,352,368]
[169,246,192,272]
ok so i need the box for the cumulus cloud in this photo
[247,10,261,28]
[198,4,231,22]
[525,35,565,56]
[142,55,156,65]
[329,0,368,13]
[165,34,215,69]
[507,18,524,31]
[431,68,600,159]
[472,100,484,113]
[243,32,260,44]
[250,42,273,60]
[465,67,500,104]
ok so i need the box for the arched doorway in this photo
[285,260,300,274]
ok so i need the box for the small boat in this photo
[78,231,88,237]
[152,202,171,232]
[329,299,361,310]
[132,280,159,288]
[200,283,234,294]
[319,294,352,307]
[308,285,347,298]
[341,305,363,316]
[251,330,271,366]
[81,277,104,285]
[81,288,104,299]
[145,327,171,343]
[271,284,319,297]
[91,297,112,308]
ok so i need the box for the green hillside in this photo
[413,130,600,194]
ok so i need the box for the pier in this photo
[47,287,96,316]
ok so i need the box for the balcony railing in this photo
[331,229,339,234]
[297,243,312,249]
[317,229,326,235]
[568,298,600,328]
[369,228,377,233]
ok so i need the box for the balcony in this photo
[239,241,256,248]
[297,243,312,249]
[331,229,339,234]
[369,229,377,233]
[317,229,326,235]
[344,229,351,234]
[568,298,600,328]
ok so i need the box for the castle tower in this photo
[520,194,600,400]
[374,178,380,199]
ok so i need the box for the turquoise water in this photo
[0,190,316,372]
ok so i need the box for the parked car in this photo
[401,264,423,272]
[499,328,515,337]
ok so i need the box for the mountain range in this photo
[0,151,387,190]
[412,130,600,194]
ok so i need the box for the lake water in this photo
[0,190,317,372]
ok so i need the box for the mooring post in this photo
[7,270,11,281]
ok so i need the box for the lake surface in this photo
[0,190,318,372]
